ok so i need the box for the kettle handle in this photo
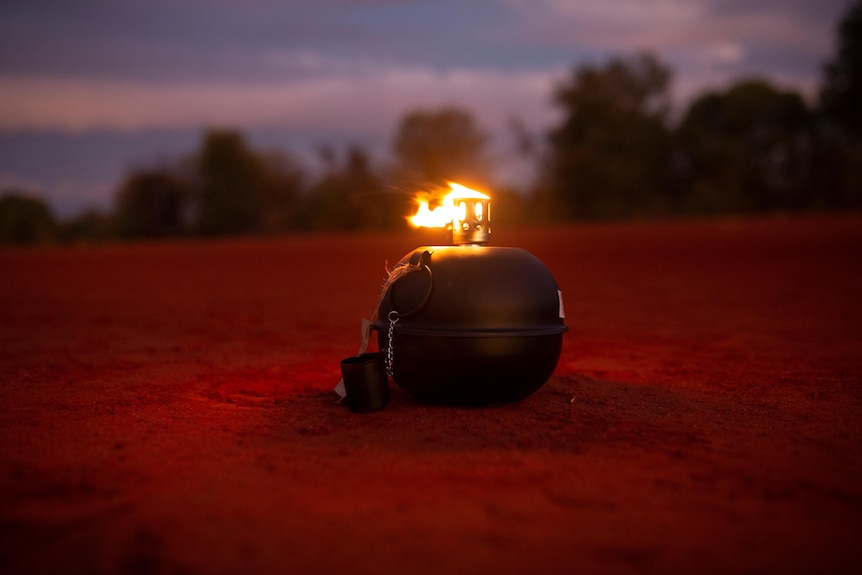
[382,251,433,319]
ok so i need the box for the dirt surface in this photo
[1,216,861,574]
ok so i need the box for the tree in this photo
[341,146,406,230]
[57,209,113,243]
[114,167,192,238]
[546,52,674,219]
[676,79,813,213]
[195,130,268,235]
[302,146,403,230]
[392,107,487,187]
[257,150,305,233]
[0,191,56,244]
[820,0,862,137]
[815,0,862,210]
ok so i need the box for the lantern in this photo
[371,183,567,405]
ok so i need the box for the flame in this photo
[409,182,490,228]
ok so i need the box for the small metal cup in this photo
[340,352,389,413]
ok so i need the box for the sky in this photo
[0,0,852,216]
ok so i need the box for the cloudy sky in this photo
[0,0,851,215]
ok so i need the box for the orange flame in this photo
[409,182,490,228]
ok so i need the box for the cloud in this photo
[504,0,705,50]
[506,0,842,52]
[702,42,744,65]
[503,0,845,103]
[0,64,562,135]
[1,0,849,137]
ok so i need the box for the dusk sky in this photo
[0,0,851,216]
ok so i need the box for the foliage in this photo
[110,131,307,239]
[257,150,305,233]
[675,79,813,213]
[115,167,193,238]
[57,210,114,243]
[392,107,488,188]
[195,130,270,235]
[0,192,56,244]
[302,146,407,231]
[110,112,486,239]
[820,0,862,137]
[546,52,674,219]
[816,0,862,210]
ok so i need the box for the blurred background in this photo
[1,0,859,244]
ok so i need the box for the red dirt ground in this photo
[1,216,861,574]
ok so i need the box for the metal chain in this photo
[385,310,399,378]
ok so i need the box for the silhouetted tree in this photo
[815,0,862,210]
[676,79,813,213]
[0,191,56,244]
[302,146,402,230]
[546,52,674,219]
[508,116,537,158]
[58,209,113,243]
[392,107,488,187]
[342,147,406,229]
[821,0,862,137]
[195,130,268,235]
[303,149,360,231]
[114,167,192,238]
[488,186,533,226]
[257,150,305,233]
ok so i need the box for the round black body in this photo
[373,245,567,405]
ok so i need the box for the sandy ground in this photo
[1,215,860,574]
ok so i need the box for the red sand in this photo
[1,216,861,574]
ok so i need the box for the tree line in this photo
[2,1,860,244]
